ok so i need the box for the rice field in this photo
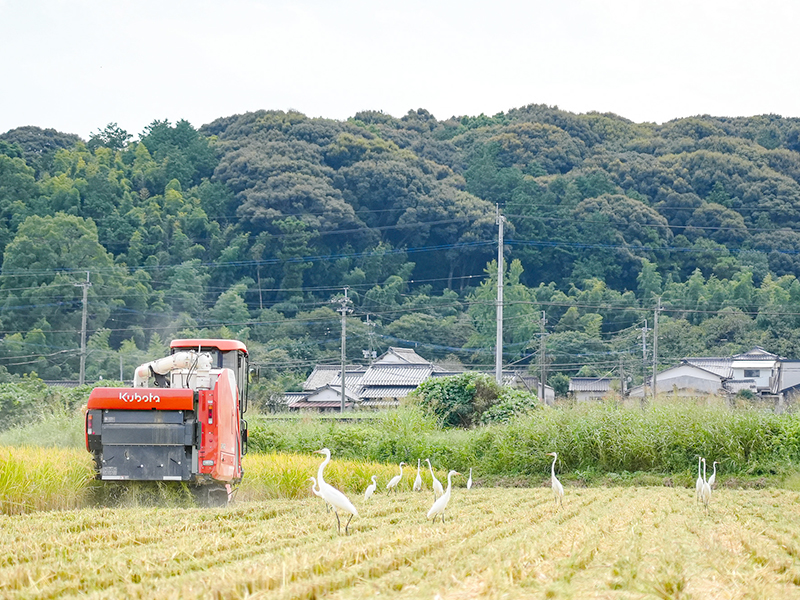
[2,485,800,599]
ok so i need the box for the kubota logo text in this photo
[119,392,161,403]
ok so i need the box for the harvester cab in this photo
[85,339,249,506]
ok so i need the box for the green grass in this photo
[247,401,800,482]
[0,410,85,448]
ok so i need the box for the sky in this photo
[1,0,798,140]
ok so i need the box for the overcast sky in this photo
[1,0,798,140]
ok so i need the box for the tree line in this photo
[1,106,800,389]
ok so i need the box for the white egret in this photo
[695,456,703,503]
[314,448,359,535]
[307,476,330,512]
[701,458,712,511]
[708,461,719,489]
[467,467,473,490]
[364,475,378,501]
[426,458,444,499]
[413,459,423,492]
[547,452,564,509]
[386,462,406,494]
[427,470,460,523]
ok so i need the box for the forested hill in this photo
[2,106,800,387]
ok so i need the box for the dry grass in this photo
[2,486,800,599]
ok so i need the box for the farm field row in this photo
[2,486,800,599]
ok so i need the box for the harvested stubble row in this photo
[1,487,800,599]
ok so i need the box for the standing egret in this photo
[308,476,330,512]
[427,470,460,523]
[426,458,444,499]
[547,452,564,509]
[695,456,704,504]
[701,458,712,511]
[386,462,406,494]
[413,459,423,492]
[467,468,473,490]
[314,448,359,535]
[364,475,378,501]
[708,461,719,489]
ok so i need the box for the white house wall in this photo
[775,362,800,393]
[308,388,350,403]
[628,364,724,397]
[656,375,722,395]
[731,366,772,390]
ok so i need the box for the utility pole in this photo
[539,311,546,402]
[652,298,661,404]
[495,205,505,385]
[641,319,648,407]
[333,288,352,413]
[363,314,377,363]
[74,271,91,385]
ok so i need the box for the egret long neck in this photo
[703,460,707,482]
[551,455,557,478]
[317,453,330,486]
[445,471,454,493]
[711,462,716,478]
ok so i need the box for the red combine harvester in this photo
[85,339,249,506]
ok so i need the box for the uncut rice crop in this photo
[0,447,94,515]
[238,452,444,501]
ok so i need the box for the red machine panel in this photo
[198,369,242,483]
[87,387,194,410]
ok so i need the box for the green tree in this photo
[467,259,539,364]
[637,260,663,301]
[0,213,125,377]
[88,123,132,152]
[209,283,251,334]
[0,154,38,256]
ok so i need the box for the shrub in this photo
[480,388,539,424]
[409,372,502,427]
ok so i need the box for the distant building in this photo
[569,377,613,402]
[288,347,446,411]
[627,347,800,411]
[728,346,779,392]
[769,360,800,411]
[288,346,549,411]
[627,363,726,398]
[285,384,359,412]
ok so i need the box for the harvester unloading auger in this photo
[85,339,249,506]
